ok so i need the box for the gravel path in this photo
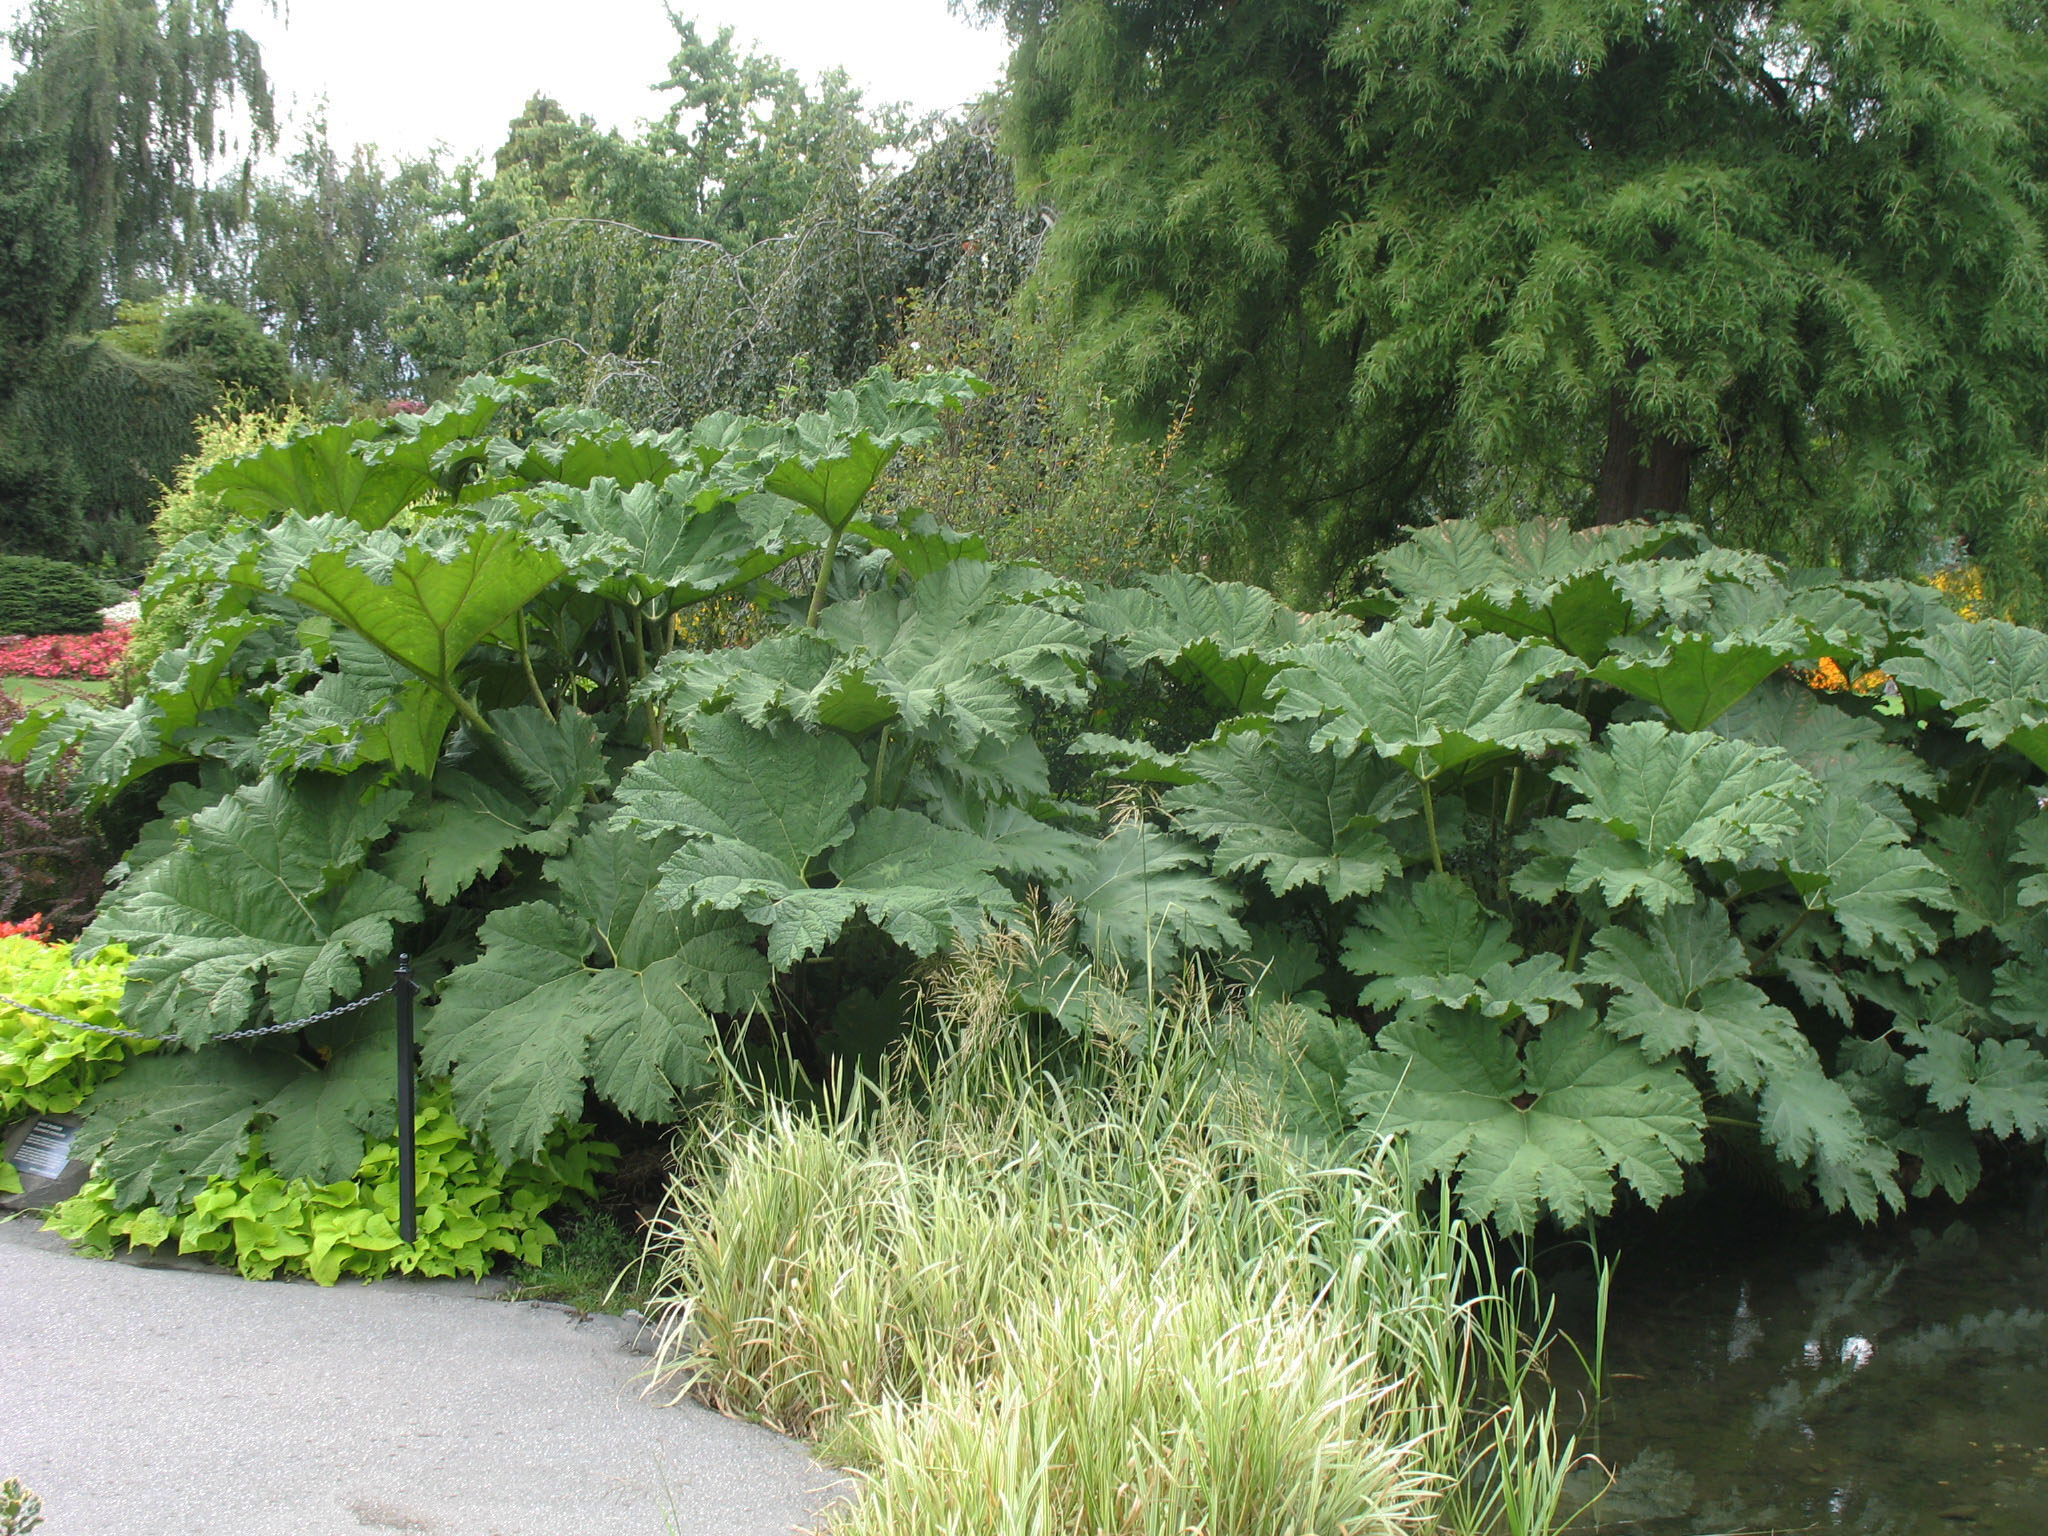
[0,1217,848,1536]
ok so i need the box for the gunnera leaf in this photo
[1273,619,1584,778]
[1165,720,1410,900]
[427,820,769,1158]
[1715,677,1934,830]
[1584,902,1812,1095]
[1346,1008,1704,1232]
[1785,793,1951,959]
[1551,721,1820,911]
[1052,822,1249,976]
[1902,1028,2048,1141]
[1885,619,2048,771]
[1085,572,1349,712]
[83,775,419,1042]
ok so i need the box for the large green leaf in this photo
[1052,823,1249,976]
[426,821,769,1158]
[245,513,566,743]
[1164,720,1409,900]
[1901,1028,2048,1141]
[1716,678,1934,830]
[1584,903,1811,1094]
[194,372,539,528]
[1758,1060,1902,1220]
[724,367,983,529]
[1340,874,1576,1022]
[1373,516,1676,608]
[613,714,865,873]
[84,776,419,1041]
[1273,620,1584,778]
[659,807,1012,969]
[1550,722,1820,910]
[1785,793,1951,958]
[1346,1009,1704,1231]
[1589,612,1808,730]
[1085,573,1347,712]
[808,561,1094,749]
[68,1048,301,1207]
[542,472,797,603]
[1886,620,2048,770]
[616,715,1009,969]
[382,706,609,904]
[1926,786,2043,940]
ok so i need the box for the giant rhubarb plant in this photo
[12,370,2047,1238]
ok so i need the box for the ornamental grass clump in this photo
[648,946,1583,1535]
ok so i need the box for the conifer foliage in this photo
[985,0,2048,610]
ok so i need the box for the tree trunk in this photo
[1594,387,1694,525]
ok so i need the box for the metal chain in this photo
[0,985,395,1045]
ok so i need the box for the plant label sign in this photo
[1,1113,89,1210]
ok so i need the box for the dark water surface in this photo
[1559,1189,2048,1535]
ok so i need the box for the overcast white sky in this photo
[240,0,1013,164]
[1,2,1014,164]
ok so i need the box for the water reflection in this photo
[1562,1190,2048,1534]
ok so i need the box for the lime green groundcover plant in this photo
[47,1093,615,1285]
[1,935,142,1195]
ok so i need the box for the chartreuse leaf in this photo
[83,776,418,1042]
[1346,1009,1704,1232]
[243,513,566,743]
[1085,573,1348,712]
[1274,620,1584,778]
[1550,722,1820,911]
[1341,874,1579,1022]
[1903,1030,2048,1141]
[1886,620,2048,771]
[1584,903,1811,1095]
[1716,678,1934,830]
[1052,823,1248,977]
[1164,720,1410,901]
[1785,794,1951,958]
[428,820,769,1158]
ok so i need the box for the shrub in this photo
[119,400,305,690]
[46,1094,615,1285]
[0,554,105,637]
[0,688,104,935]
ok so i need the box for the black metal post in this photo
[394,953,418,1246]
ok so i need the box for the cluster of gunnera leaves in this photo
[10,370,2047,1236]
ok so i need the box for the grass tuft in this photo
[646,947,1594,1534]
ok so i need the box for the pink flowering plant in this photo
[0,627,131,680]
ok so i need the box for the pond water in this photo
[1558,1186,2048,1535]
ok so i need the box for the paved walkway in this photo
[0,1217,849,1536]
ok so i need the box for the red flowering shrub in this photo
[0,626,130,680]
[0,688,105,935]
[0,914,50,940]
